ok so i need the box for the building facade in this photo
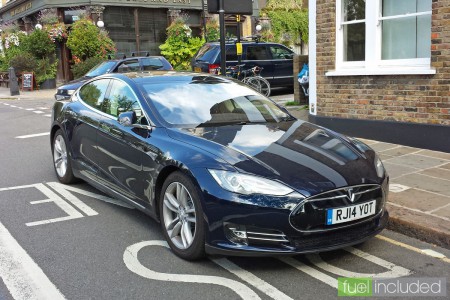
[309,0,449,152]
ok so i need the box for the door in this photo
[96,79,153,204]
[70,79,110,178]
[243,45,274,82]
[268,44,294,87]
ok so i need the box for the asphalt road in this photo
[0,98,449,300]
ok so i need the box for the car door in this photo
[242,44,274,82]
[70,79,110,179]
[96,78,152,204]
[268,44,294,87]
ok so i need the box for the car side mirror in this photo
[118,111,137,126]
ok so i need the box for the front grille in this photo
[246,227,289,245]
[290,184,384,232]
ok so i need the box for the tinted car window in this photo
[246,46,270,60]
[117,59,140,72]
[79,79,110,110]
[143,80,289,127]
[269,45,294,59]
[85,61,117,77]
[226,46,238,61]
[194,44,219,62]
[142,58,164,71]
[103,80,137,117]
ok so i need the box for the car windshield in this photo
[85,61,117,77]
[142,77,291,128]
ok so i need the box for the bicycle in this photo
[216,64,271,97]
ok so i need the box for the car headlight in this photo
[66,89,76,95]
[375,156,385,178]
[208,169,294,196]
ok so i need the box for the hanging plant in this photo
[44,22,67,43]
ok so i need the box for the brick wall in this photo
[316,0,450,126]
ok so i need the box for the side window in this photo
[79,79,110,110]
[245,46,270,60]
[102,80,137,117]
[116,59,140,73]
[142,58,164,71]
[269,46,293,60]
[225,46,238,61]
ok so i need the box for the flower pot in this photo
[40,78,56,89]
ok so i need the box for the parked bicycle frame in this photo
[215,64,271,97]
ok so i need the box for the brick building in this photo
[308,0,449,152]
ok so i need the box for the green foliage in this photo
[9,52,38,74]
[66,18,115,61]
[159,19,204,70]
[204,19,219,42]
[262,0,309,45]
[71,56,104,79]
[20,29,55,59]
[35,57,58,85]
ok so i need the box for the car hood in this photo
[167,120,382,197]
[57,76,91,91]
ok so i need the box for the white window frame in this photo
[328,0,436,76]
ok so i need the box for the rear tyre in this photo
[242,76,271,97]
[159,171,205,260]
[52,129,77,184]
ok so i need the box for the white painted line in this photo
[212,258,293,300]
[16,132,50,139]
[388,202,450,222]
[44,114,52,117]
[26,184,84,226]
[37,107,49,110]
[26,108,34,111]
[376,235,450,264]
[10,105,17,108]
[421,249,446,259]
[389,184,411,193]
[124,241,260,300]
[279,257,337,288]
[428,202,450,214]
[0,221,66,300]
[0,184,39,192]
[33,110,44,114]
[47,182,134,209]
[46,182,99,216]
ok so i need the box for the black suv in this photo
[191,41,295,90]
[55,55,172,100]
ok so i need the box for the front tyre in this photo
[52,129,77,184]
[159,171,205,260]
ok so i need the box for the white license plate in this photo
[326,200,376,225]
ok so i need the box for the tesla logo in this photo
[346,188,356,202]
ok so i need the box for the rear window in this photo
[195,44,219,62]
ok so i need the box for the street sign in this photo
[207,0,253,15]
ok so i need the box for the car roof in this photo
[107,55,166,63]
[107,71,234,84]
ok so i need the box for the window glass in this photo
[79,79,110,110]
[342,0,365,61]
[103,80,137,117]
[142,58,164,70]
[116,59,140,72]
[381,0,431,60]
[194,44,219,62]
[225,46,238,61]
[85,61,116,77]
[269,46,293,59]
[245,46,270,60]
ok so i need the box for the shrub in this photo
[35,57,58,85]
[70,56,104,79]
[66,18,115,61]
[20,29,55,59]
[159,18,204,70]
[9,52,38,74]
[204,19,219,42]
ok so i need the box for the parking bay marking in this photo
[15,132,50,139]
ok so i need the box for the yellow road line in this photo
[376,235,450,263]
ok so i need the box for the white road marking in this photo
[26,108,34,111]
[279,257,337,288]
[44,114,52,117]
[37,107,49,110]
[10,105,17,108]
[0,184,39,191]
[306,247,411,278]
[2,103,9,105]
[388,202,450,222]
[47,182,134,209]
[26,184,85,226]
[16,132,50,139]
[212,258,293,300]
[47,182,99,216]
[389,184,411,193]
[33,110,44,114]
[124,241,261,300]
[421,249,446,259]
[0,221,66,300]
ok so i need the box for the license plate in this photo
[194,67,201,72]
[326,200,376,225]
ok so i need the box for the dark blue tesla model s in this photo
[50,71,388,260]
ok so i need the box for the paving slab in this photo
[417,150,450,161]
[389,189,449,212]
[383,162,418,179]
[368,142,400,152]
[419,168,450,180]
[379,146,420,157]
[387,154,448,170]
[434,204,450,219]
[395,173,450,197]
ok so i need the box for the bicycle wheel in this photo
[242,76,271,97]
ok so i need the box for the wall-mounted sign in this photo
[207,0,252,15]
[10,2,32,17]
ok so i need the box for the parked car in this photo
[51,71,389,260]
[191,41,295,92]
[54,55,172,100]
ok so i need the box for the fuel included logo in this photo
[338,277,447,297]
